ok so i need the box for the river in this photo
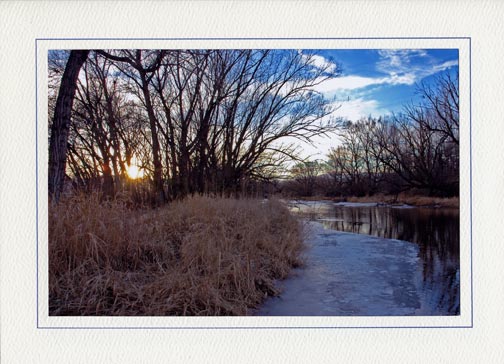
[257,200,459,316]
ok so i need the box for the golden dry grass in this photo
[49,194,304,316]
[346,193,459,208]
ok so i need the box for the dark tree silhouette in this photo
[48,50,89,201]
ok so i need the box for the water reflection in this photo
[290,201,460,315]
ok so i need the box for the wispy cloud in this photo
[313,73,416,93]
[288,49,459,158]
[376,49,428,75]
[311,50,458,94]
[430,60,459,73]
[376,49,458,85]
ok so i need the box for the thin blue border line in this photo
[36,39,39,328]
[37,37,472,329]
[469,37,473,328]
[36,36,470,41]
[38,325,473,330]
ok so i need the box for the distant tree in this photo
[372,112,458,196]
[323,72,459,198]
[325,146,347,195]
[353,118,387,194]
[290,161,323,197]
[326,118,385,196]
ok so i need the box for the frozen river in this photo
[257,200,459,316]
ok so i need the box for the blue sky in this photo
[306,48,459,121]
[292,48,459,159]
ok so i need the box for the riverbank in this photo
[290,193,459,208]
[49,195,304,315]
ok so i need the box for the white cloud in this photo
[277,134,338,160]
[314,75,383,92]
[310,54,338,73]
[431,60,459,73]
[376,49,458,86]
[300,52,338,73]
[331,98,390,122]
[311,50,458,94]
[313,73,418,93]
[284,50,459,159]
[274,99,391,160]
[377,49,428,74]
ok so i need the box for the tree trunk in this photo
[101,158,114,199]
[48,50,89,202]
[140,74,166,205]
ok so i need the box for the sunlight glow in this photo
[127,164,144,179]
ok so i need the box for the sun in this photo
[127,164,144,179]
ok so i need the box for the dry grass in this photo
[49,194,304,316]
[346,193,459,208]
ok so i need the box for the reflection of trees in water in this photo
[403,209,459,314]
[305,205,460,315]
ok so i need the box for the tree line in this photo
[48,49,340,203]
[49,49,459,203]
[287,72,459,197]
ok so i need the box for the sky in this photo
[292,48,459,159]
[50,48,459,162]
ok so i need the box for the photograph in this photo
[47,48,460,317]
[3,1,504,363]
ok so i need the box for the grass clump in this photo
[346,193,459,208]
[49,194,304,316]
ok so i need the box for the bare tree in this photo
[290,161,323,197]
[413,72,459,145]
[70,53,134,198]
[50,49,341,202]
[212,50,338,195]
[372,113,457,195]
[324,88,459,198]
[48,50,89,201]
[96,50,167,204]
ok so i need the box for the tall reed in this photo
[49,194,304,315]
